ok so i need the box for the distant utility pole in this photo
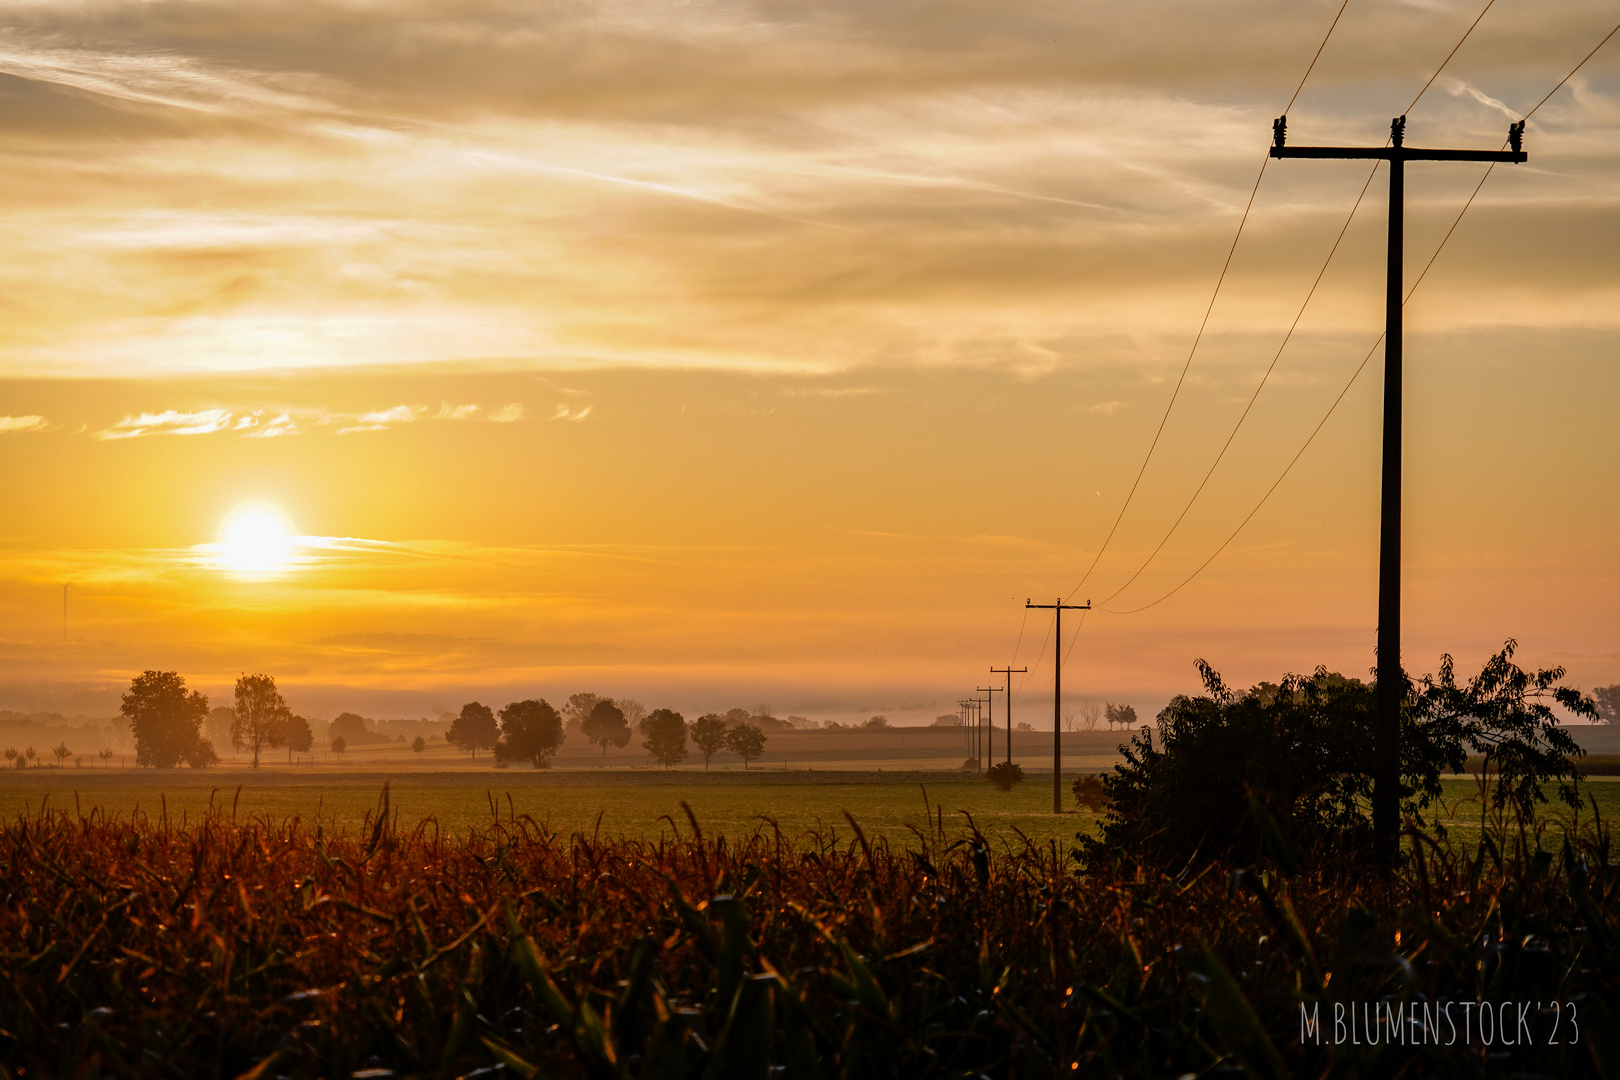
[1026,597,1090,813]
[989,666,1026,766]
[958,699,975,760]
[1271,115,1526,864]
[976,686,1003,768]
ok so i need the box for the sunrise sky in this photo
[1,0,1617,722]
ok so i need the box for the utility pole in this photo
[958,699,975,761]
[1271,115,1526,863]
[1026,597,1090,813]
[989,666,1026,766]
[976,686,1002,768]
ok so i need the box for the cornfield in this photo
[1,784,1614,1078]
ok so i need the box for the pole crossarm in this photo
[1271,146,1524,162]
[1026,598,1090,812]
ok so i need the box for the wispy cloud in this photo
[551,403,593,421]
[92,403,530,439]
[337,404,422,434]
[96,408,233,440]
[0,415,48,433]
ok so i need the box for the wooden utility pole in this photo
[1271,115,1526,863]
[1026,598,1090,812]
[976,686,1003,767]
[989,665,1027,766]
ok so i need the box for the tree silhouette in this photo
[98,748,111,767]
[725,722,767,769]
[330,735,346,755]
[496,699,565,768]
[283,715,313,761]
[448,702,499,759]
[562,692,603,737]
[1105,703,1138,732]
[412,736,427,757]
[581,699,631,758]
[640,709,688,768]
[233,673,290,768]
[1595,685,1620,725]
[689,713,728,769]
[52,742,70,767]
[121,671,210,768]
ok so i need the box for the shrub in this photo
[1071,773,1108,811]
[986,761,1024,791]
[1079,641,1594,868]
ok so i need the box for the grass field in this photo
[2,765,1616,854]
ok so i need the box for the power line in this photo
[1096,0,1499,609]
[1059,0,1353,605]
[1100,13,1620,616]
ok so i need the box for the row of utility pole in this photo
[957,598,1086,815]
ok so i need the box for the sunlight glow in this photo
[215,502,297,577]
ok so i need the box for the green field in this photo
[3,765,1615,853]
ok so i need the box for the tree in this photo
[863,716,889,730]
[690,713,728,768]
[562,692,603,737]
[722,707,752,725]
[1080,642,1594,869]
[190,739,219,768]
[447,702,499,759]
[1595,684,1620,725]
[616,698,648,727]
[52,742,70,767]
[331,735,346,755]
[1078,702,1104,731]
[725,722,767,768]
[1105,703,1138,732]
[640,708,688,768]
[581,699,630,758]
[283,715,313,761]
[3,748,14,768]
[23,746,36,767]
[121,670,210,768]
[233,673,290,768]
[496,699,565,768]
[98,748,112,767]
[329,712,373,744]
[412,736,427,757]
[931,714,962,727]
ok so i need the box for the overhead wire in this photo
[1095,0,1498,611]
[1056,0,1353,608]
[1099,14,1620,616]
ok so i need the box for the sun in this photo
[216,502,297,577]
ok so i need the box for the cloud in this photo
[88,402,529,439]
[0,415,47,433]
[336,404,423,434]
[551,403,593,421]
[96,408,233,440]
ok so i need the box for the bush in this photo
[1079,641,1593,869]
[986,761,1024,791]
[1071,773,1107,811]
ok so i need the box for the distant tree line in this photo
[441,693,772,770]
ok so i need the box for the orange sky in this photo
[1,0,1617,723]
